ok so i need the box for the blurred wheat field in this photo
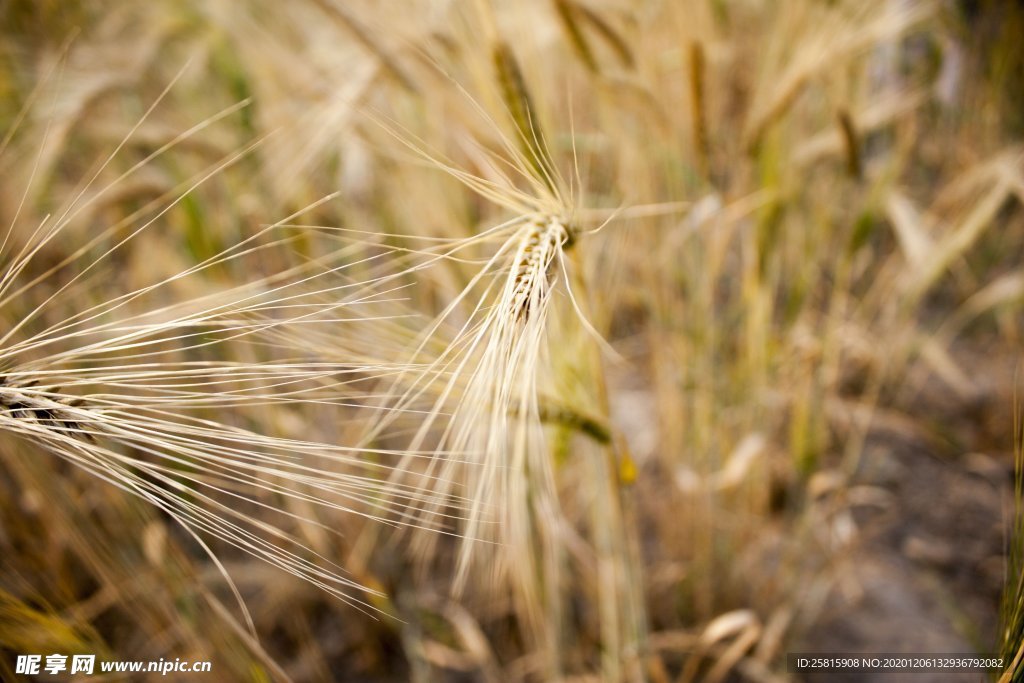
[1,0,1023,681]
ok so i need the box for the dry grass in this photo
[1,0,1023,681]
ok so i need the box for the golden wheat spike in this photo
[508,214,574,321]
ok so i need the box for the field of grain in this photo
[1,1,1022,681]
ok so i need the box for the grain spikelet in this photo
[493,41,559,194]
[837,108,862,178]
[552,0,599,73]
[689,40,709,178]
[574,2,634,69]
[0,95,453,613]
[342,95,590,629]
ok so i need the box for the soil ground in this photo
[796,341,1020,683]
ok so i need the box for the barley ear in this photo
[552,0,599,73]
[575,3,634,70]
[492,41,558,195]
[837,108,862,179]
[689,40,709,179]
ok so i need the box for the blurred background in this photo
[1,0,1023,681]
